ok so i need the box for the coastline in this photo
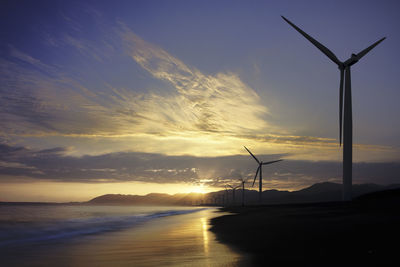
[1,206,248,266]
[210,192,400,266]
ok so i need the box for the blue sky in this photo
[1,0,399,201]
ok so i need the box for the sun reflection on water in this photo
[201,217,209,256]
[15,209,244,266]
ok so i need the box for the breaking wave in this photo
[0,207,207,247]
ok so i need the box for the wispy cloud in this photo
[120,25,268,135]
[1,13,398,161]
[1,22,268,140]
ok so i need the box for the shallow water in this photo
[0,204,247,266]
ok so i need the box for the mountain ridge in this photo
[87,182,400,206]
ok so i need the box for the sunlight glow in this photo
[0,181,217,202]
[188,184,207,194]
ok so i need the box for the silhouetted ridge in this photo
[86,183,400,206]
[356,188,400,206]
[297,182,342,194]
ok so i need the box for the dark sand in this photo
[210,190,400,266]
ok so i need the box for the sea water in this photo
[0,204,246,266]
[0,204,206,247]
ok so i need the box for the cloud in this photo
[120,25,268,135]
[1,12,398,161]
[1,21,268,140]
[0,142,399,189]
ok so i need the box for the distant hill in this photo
[355,187,400,207]
[87,182,400,206]
[88,192,205,206]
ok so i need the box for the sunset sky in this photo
[1,0,399,201]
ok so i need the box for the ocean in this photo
[0,204,246,266]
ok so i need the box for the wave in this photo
[0,207,208,247]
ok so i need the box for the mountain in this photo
[88,192,205,206]
[355,187,400,207]
[89,193,172,205]
[87,182,400,206]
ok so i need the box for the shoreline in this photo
[210,192,400,266]
[1,207,247,266]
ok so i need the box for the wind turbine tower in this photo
[239,178,246,207]
[227,184,240,205]
[244,146,283,204]
[282,16,385,201]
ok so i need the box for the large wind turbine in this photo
[244,146,283,204]
[282,16,385,201]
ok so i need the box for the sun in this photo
[189,184,207,194]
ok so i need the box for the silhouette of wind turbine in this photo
[224,186,229,206]
[244,146,283,204]
[227,184,240,205]
[282,16,385,201]
[239,177,246,207]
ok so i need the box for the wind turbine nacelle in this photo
[344,54,359,66]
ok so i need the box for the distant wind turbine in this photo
[244,146,283,204]
[227,184,240,205]
[282,16,385,201]
[224,186,229,206]
[220,189,227,206]
[239,177,246,207]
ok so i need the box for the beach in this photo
[210,191,400,266]
[0,205,248,266]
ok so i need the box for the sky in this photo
[1,0,400,201]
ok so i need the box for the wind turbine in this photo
[224,186,229,206]
[227,184,241,205]
[282,16,385,201]
[239,177,246,207]
[244,146,283,204]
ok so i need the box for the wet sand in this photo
[2,208,250,266]
[210,193,400,267]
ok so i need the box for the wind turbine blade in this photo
[261,159,283,165]
[339,68,344,146]
[281,16,341,66]
[244,146,260,164]
[252,166,260,187]
[228,185,233,189]
[355,37,386,61]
